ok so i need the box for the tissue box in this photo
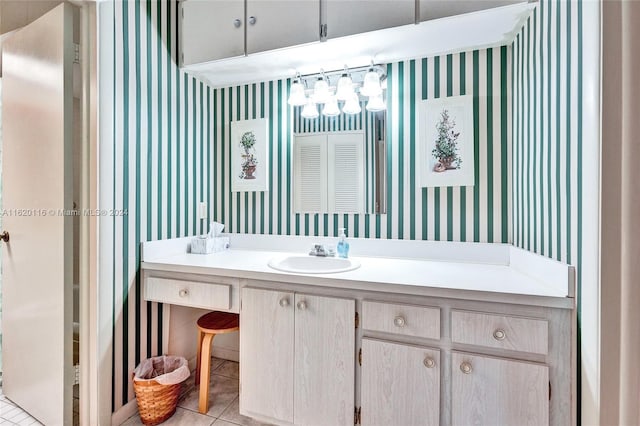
[190,235,230,254]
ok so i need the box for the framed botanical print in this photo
[419,95,475,187]
[231,118,269,192]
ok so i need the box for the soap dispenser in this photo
[337,228,350,258]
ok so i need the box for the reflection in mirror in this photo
[292,102,386,214]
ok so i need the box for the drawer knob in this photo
[248,16,257,25]
[394,316,406,327]
[493,329,506,341]
[279,298,290,307]
[423,357,436,368]
[178,289,189,297]
[297,301,307,310]
[460,362,473,374]
[233,18,242,28]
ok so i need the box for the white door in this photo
[1,4,75,425]
[294,293,355,426]
[361,339,440,426]
[180,0,245,65]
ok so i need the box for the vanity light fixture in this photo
[360,66,383,98]
[301,98,319,119]
[288,76,307,106]
[288,62,386,119]
[322,96,341,117]
[342,92,362,115]
[335,69,354,101]
[365,94,386,112]
[312,73,330,104]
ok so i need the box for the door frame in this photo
[73,1,111,424]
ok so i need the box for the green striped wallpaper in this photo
[109,0,513,412]
[512,0,583,267]
[512,1,585,418]
[110,0,214,410]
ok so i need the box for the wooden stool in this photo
[195,311,239,414]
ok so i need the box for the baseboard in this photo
[212,347,239,362]
[111,398,138,426]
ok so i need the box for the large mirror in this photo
[290,68,387,215]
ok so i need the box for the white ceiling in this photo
[186,2,535,88]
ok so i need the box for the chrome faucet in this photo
[309,244,332,257]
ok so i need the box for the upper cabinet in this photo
[419,0,521,21]
[180,0,320,66]
[324,0,415,39]
[179,0,533,87]
[180,0,245,65]
[246,1,320,55]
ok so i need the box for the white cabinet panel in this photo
[180,0,245,65]
[144,277,231,310]
[294,293,355,426]
[246,1,320,54]
[419,0,524,22]
[361,339,440,426]
[451,352,549,426]
[325,0,415,39]
[239,288,294,423]
[362,301,440,339]
[452,310,549,355]
[240,288,355,426]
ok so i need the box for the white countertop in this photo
[141,234,575,309]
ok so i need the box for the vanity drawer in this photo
[362,301,440,340]
[451,310,548,355]
[144,277,231,310]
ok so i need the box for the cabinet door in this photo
[180,0,245,65]
[361,339,440,426]
[325,0,415,39]
[451,352,549,426]
[294,294,355,426]
[239,288,294,423]
[419,0,521,22]
[246,1,320,54]
[327,133,365,213]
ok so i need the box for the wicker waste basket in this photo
[132,355,190,425]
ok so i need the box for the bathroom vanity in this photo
[141,234,575,426]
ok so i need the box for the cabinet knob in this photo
[394,316,406,327]
[493,329,506,341]
[460,362,473,374]
[423,357,436,368]
[279,297,290,307]
[233,18,242,28]
[178,289,189,297]
[297,300,307,310]
[248,16,257,25]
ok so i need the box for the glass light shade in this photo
[312,77,330,104]
[365,94,386,112]
[301,99,319,119]
[335,74,354,101]
[360,70,382,97]
[288,81,307,106]
[322,96,340,117]
[342,93,361,115]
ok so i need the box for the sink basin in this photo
[267,256,361,274]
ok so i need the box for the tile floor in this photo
[0,388,42,426]
[123,358,271,426]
